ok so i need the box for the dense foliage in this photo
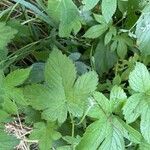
[0,0,150,149]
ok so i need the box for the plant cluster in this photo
[0,0,150,150]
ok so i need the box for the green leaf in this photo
[30,122,61,150]
[118,0,128,13]
[123,93,143,123]
[113,34,133,58]
[57,146,72,150]
[48,0,81,37]
[102,0,117,23]
[104,26,117,45]
[139,140,150,150]
[76,119,108,150]
[110,86,127,112]
[45,49,76,92]
[82,0,100,11]
[129,62,150,93]
[3,68,31,107]
[73,71,98,98]
[123,93,150,143]
[6,88,27,106]
[2,97,18,114]
[4,68,31,87]
[0,68,31,114]
[116,117,142,144]
[117,39,127,59]
[82,90,141,149]
[76,117,126,150]
[93,92,111,116]
[136,13,150,55]
[94,40,117,76]
[0,22,17,50]
[123,63,150,143]
[83,24,108,38]
[27,49,98,123]
[94,14,107,24]
[141,103,150,143]
[0,110,9,122]
[67,71,98,116]
[24,106,41,124]
[41,90,68,123]
[12,0,55,27]
[24,84,51,110]
[0,130,19,150]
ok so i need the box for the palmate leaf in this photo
[44,49,98,122]
[29,122,61,150]
[123,62,150,143]
[26,49,98,123]
[48,0,81,37]
[77,90,141,150]
[0,68,31,114]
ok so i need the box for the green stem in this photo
[70,113,75,150]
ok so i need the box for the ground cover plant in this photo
[1,0,150,149]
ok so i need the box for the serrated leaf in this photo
[76,119,108,150]
[136,11,150,55]
[110,86,127,112]
[83,24,108,38]
[0,22,17,60]
[67,71,98,117]
[45,49,76,92]
[48,0,81,37]
[2,97,18,114]
[27,49,98,123]
[6,88,27,106]
[0,130,19,150]
[93,92,111,116]
[116,117,142,144]
[102,0,117,23]
[123,93,143,123]
[129,62,150,93]
[3,68,31,107]
[41,91,68,123]
[123,63,150,143]
[76,116,126,150]
[123,93,150,143]
[73,71,98,98]
[82,0,100,11]
[0,110,9,122]
[24,84,51,110]
[30,122,61,150]
[0,68,31,114]
[4,68,31,87]
[81,89,140,149]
